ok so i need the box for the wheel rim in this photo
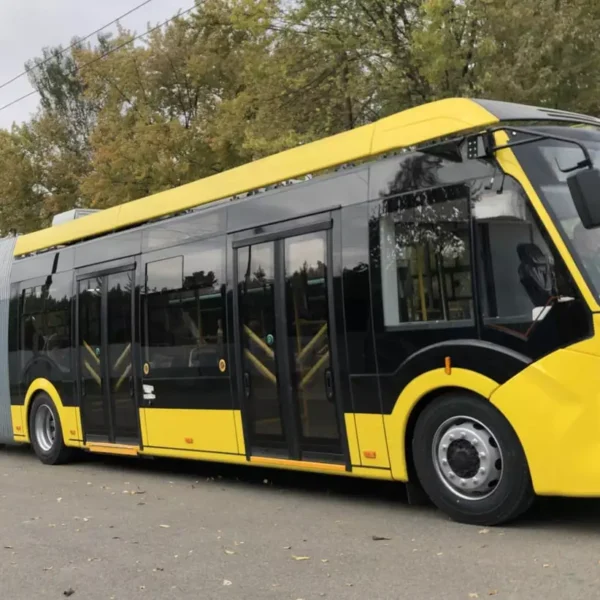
[432,415,503,501]
[34,404,56,453]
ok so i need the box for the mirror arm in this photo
[472,126,594,170]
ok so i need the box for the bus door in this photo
[232,213,346,463]
[76,261,140,446]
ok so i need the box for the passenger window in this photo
[21,273,72,369]
[377,183,474,327]
[144,237,226,376]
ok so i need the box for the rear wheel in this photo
[29,394,73,465]
[412,393,534,526]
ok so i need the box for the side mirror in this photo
[567,168,600,228]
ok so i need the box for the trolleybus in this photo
[3,97,600,525]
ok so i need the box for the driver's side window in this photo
[473,175,588,354]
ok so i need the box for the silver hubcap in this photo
[432,416,503,501]
[34,404,56,453]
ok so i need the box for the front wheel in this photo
[29,393,73,465]
[412,393,534,526]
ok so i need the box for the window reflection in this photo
[21,273,72,372]
[238,242,281,438]
[285,232,339,443]
[378,184,473,326]
[144,238,226,376]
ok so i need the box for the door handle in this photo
[129,376,134,398]
[324,369,334,401]
[243,371,251,399]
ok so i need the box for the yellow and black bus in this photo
[3,97,600,525]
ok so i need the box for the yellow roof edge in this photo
[14,97,498,257]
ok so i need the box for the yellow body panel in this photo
[353,413,391,468]
[384,368,500,481]
[10,406,25,439]
[344,413,362,466]
[22,379,83,446]
[141,408,240,454]
[233,410,245,455]
[491,347,600,496]
[14,99,498,257]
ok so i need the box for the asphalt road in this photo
[1,447,600,600]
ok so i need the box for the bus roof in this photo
[13,97,600,257]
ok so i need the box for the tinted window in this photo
[369,150,494,201]
[473,176,590,355]
[144,237,226,376]
[21,272,72,371]
[376,183,473,327]
[142,209,225,252]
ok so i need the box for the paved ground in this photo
[1,448,600,600]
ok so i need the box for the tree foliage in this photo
[1,0,600,233]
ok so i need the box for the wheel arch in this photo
[23,378,74,444]
[383,368,500,481]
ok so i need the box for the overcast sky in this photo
[0,0,189,129]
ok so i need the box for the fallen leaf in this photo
[321,559,329,563]
[63,589,75,597]
[3,546,12,550]
[488,591,498,596]
[437,552,443,556]
[543,563,550,568]
[292,556,310,561]
[153,567,164,572]
[478,529,489,534]
[43,567,53,571]
[468,594,479,599]
[159,524,170,529]
[223,580,232,586]
[283,546,291,550]
[57,498,62,503]
[224,549,235,555]
[371,535,391,541]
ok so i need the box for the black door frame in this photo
[75,260,140,445]
[231,211,348,464]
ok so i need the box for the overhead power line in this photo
[0,0,156,94]
[0,4,196,115]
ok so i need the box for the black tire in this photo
[412,393,534,526]
[29,393,73,465]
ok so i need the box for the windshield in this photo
[512,127,600,299]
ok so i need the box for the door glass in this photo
[78,277,106,438]
[237,243,283,443]
[285,232,340,449]
[107,271,138,441]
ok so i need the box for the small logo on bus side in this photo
[218,359,227,373]
[143,363,150,376]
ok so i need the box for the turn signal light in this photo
[185,437,193,444]
[444,356,452,375]
[363,450,377,459]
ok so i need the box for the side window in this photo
[473,176,581,335]
[377,183,474,328]
[144,237,226,376]
[20,273,72,369]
